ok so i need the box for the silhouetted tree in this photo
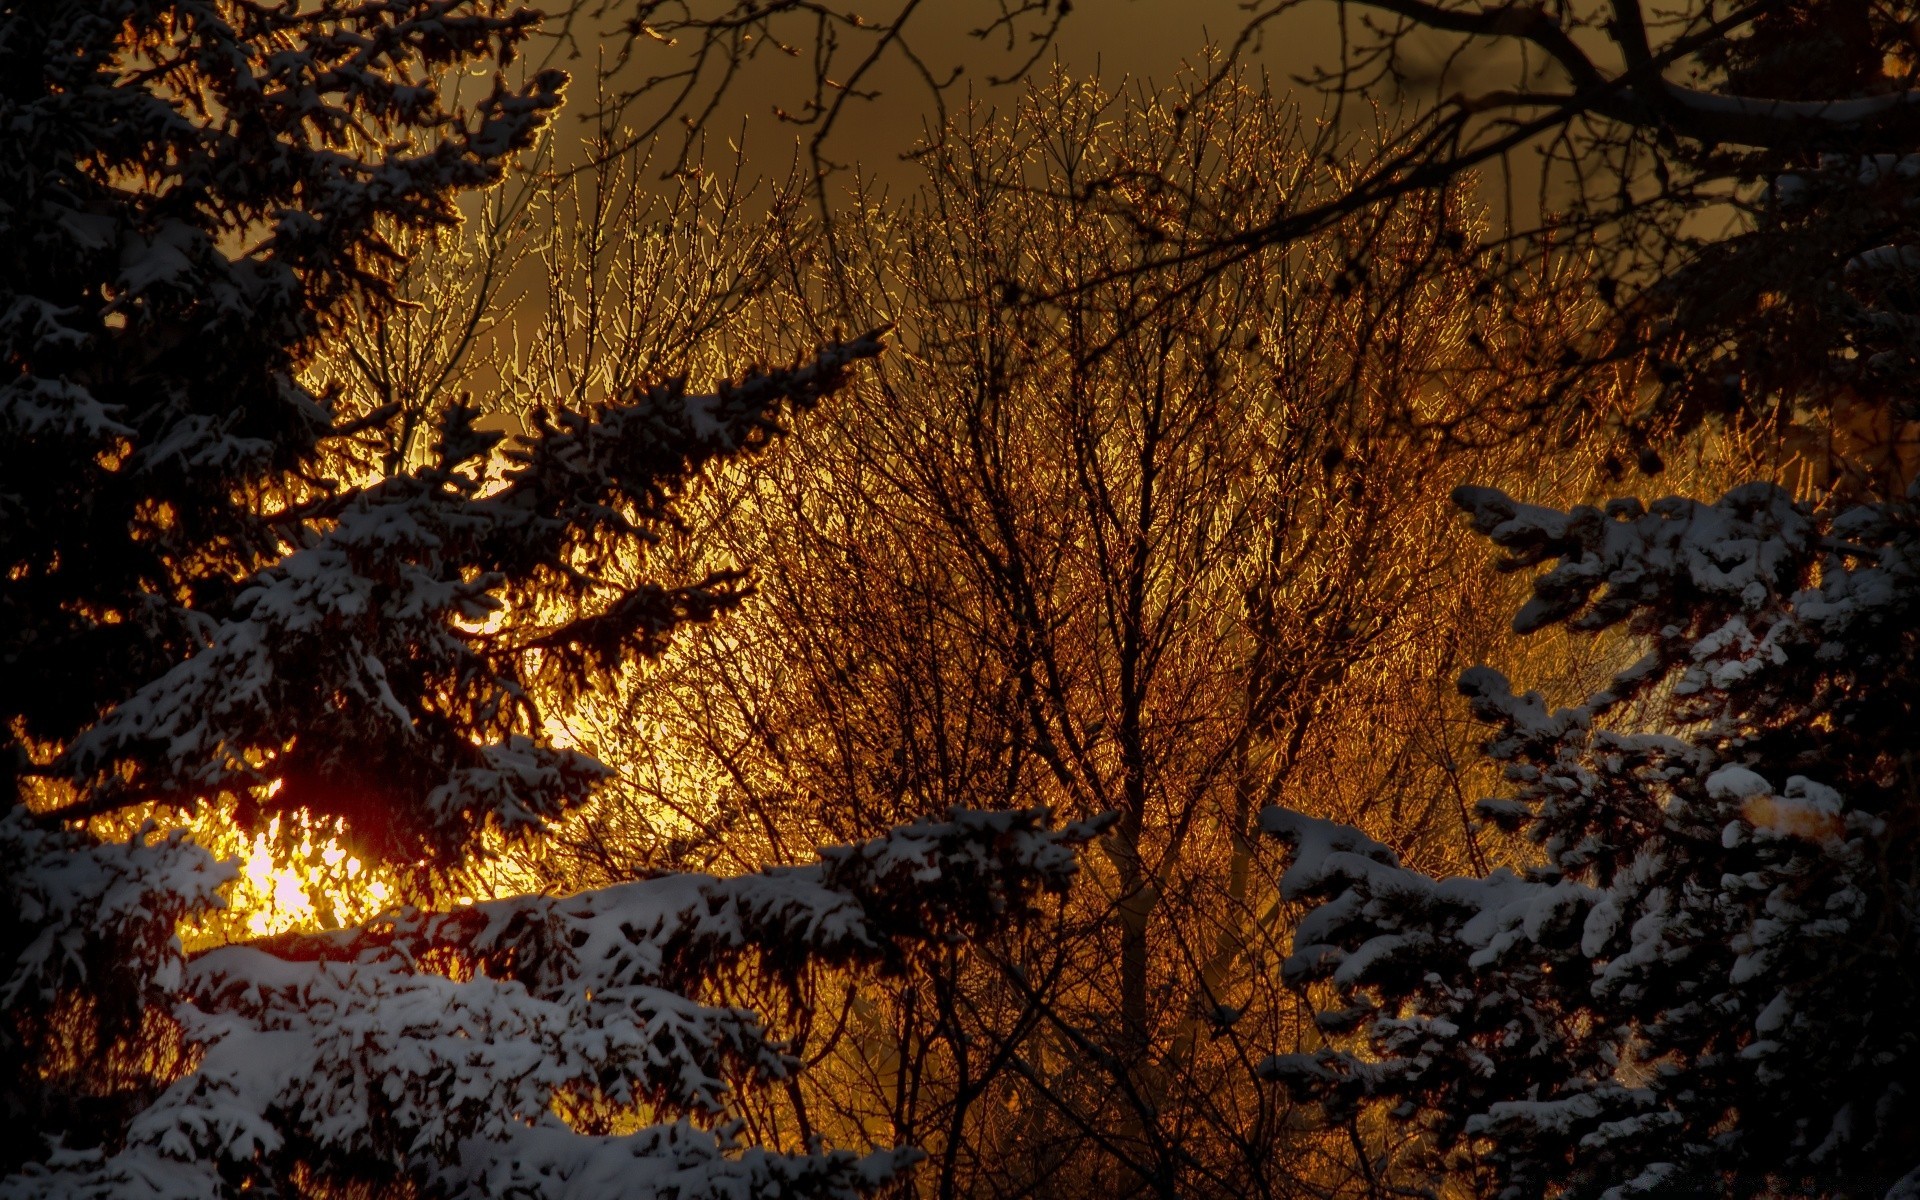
[0,2,1090,1195]
[1265,476,1920,1199]
[1245,12,1920,1199]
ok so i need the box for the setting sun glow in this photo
[235,816,394,936]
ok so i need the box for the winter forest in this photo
[6,0,1920,1197]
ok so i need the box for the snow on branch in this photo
[1451,482,1813,634]
[234,806,1096,991]
[1,812,231,1012]
[1258,481,1920,1196]
[54,335,889,864]
[5,809,1094,1197]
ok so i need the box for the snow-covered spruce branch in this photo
[50,336,888,863]
[225,805,1101,988]
[1,808,1098,1199]
[1259,482,1920,1199]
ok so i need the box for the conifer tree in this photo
[1262,480,1920,1199]
[1246,7,1920,1198]
[0,2,1093,1195]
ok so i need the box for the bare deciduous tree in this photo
[536,67,1627,1200]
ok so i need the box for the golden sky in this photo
[566,0,1351,189]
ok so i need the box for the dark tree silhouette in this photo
[1264,478,1920,1199]
[0,2,1091,1195]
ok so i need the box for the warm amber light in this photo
[226,810,394,938]
[81,800,386,946]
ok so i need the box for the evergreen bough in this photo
[1264,482,1920,1199]
[0,2,1091,1195]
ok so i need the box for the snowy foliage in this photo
[2,810,1093,1198]
[0,3,1081,1197]
[1,812,232,1016]
[59,343,887,866]
[1262,482,1920,1199]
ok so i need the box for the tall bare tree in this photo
[529,66,1627,1200]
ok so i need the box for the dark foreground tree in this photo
[1232,8,1920,1198]
[0,1,1092,1195]
[1262,480,1920,1199]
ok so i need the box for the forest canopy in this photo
[2,1,1917,1199]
